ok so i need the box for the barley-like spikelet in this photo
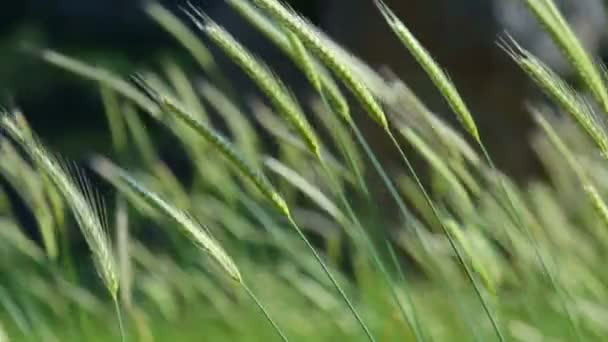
[0,113,118,297]
[375,0,479,141]
[184,8,320,158]
[227,0,351,122]
[138,81,290,216]
[286,30,321,92]
[508,41,608,157]
[522,0,608,113]
[91,156,242,283]
[163,99,289,216]
[251,0,388,129]
[287,32,352,124]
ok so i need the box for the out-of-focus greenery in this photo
[2,0,608,341]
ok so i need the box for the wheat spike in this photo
[0,112,118,297]
[91,156,242,283]
[251,0,388,129]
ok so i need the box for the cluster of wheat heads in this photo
[2,0,608,340]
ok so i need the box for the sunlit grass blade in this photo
[146,2,224,85]
[40,49,159,116]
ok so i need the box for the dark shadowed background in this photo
[0,0,606,178]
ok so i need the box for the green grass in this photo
[2,0,608,340]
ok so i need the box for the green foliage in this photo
[2,1,608,341]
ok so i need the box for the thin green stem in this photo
[286,215,376,342]
[319,159,426,342]
[386,130,505,342]
[113,297,126,342]
[350,122,481,341]
[386,240,428,342]
[242,283,289,342]
[478,142,583,341]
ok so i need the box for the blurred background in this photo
[0,0,606,176]
[2,1,608,340]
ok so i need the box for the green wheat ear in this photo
[184,5,320,159]
[133,76,290,217]
[505,38,608,158]
[374,0,479,142]
[251,0,388,129]
[522,0,608,113]
[91,156,242,283]
[0,112,118,298]
[226,0,351,123]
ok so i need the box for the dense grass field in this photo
[2,0,608,341]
